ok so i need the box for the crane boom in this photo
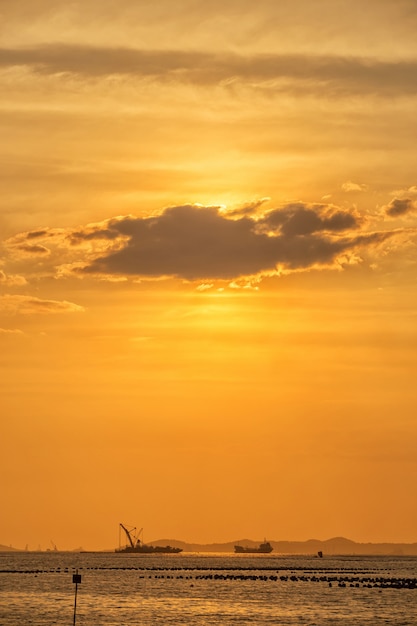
[120,523,136,548]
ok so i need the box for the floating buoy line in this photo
[1,565,416,589]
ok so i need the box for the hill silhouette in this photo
[0,544,19,552]
[3,537,417,555]
[152,537,417,556]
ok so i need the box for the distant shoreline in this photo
[2,537,417,556]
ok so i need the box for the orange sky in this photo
[1,0,417,551]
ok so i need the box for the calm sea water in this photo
[1,552,417,625]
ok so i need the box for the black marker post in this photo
[72,570,82,625]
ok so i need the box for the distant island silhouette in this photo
[2,537,417,555]
[149,537,417,556]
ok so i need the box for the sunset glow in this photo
[1,0,417,552]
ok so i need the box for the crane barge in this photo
[115,523,182,554]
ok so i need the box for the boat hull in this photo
[115,545,182,554]
[234,542,273,554]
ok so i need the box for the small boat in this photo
[234,541,273,554]
[115,523,182,554]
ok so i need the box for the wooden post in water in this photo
[72,570,82,625]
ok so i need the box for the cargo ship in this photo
[115,523,182,554]
[234,541,273,554]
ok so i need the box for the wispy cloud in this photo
[0,294,85,314]
[0,270,27,286]
[0,327,24,335]
[342,181,368,193]
[2,44,417,97]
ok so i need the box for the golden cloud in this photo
[0,294,85,315]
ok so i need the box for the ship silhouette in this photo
[234,540,273,554]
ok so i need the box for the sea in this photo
[1,551,417,625]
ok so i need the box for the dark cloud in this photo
[226,198,270,218]
[25,229,50,239]
[78,203,392,281]
[17,243,50,255]
[385,197,417,217]
[2,44,417,96]
[257,204,360,237]
[69,227,123,244]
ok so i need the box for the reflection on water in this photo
[1,553,416,625]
